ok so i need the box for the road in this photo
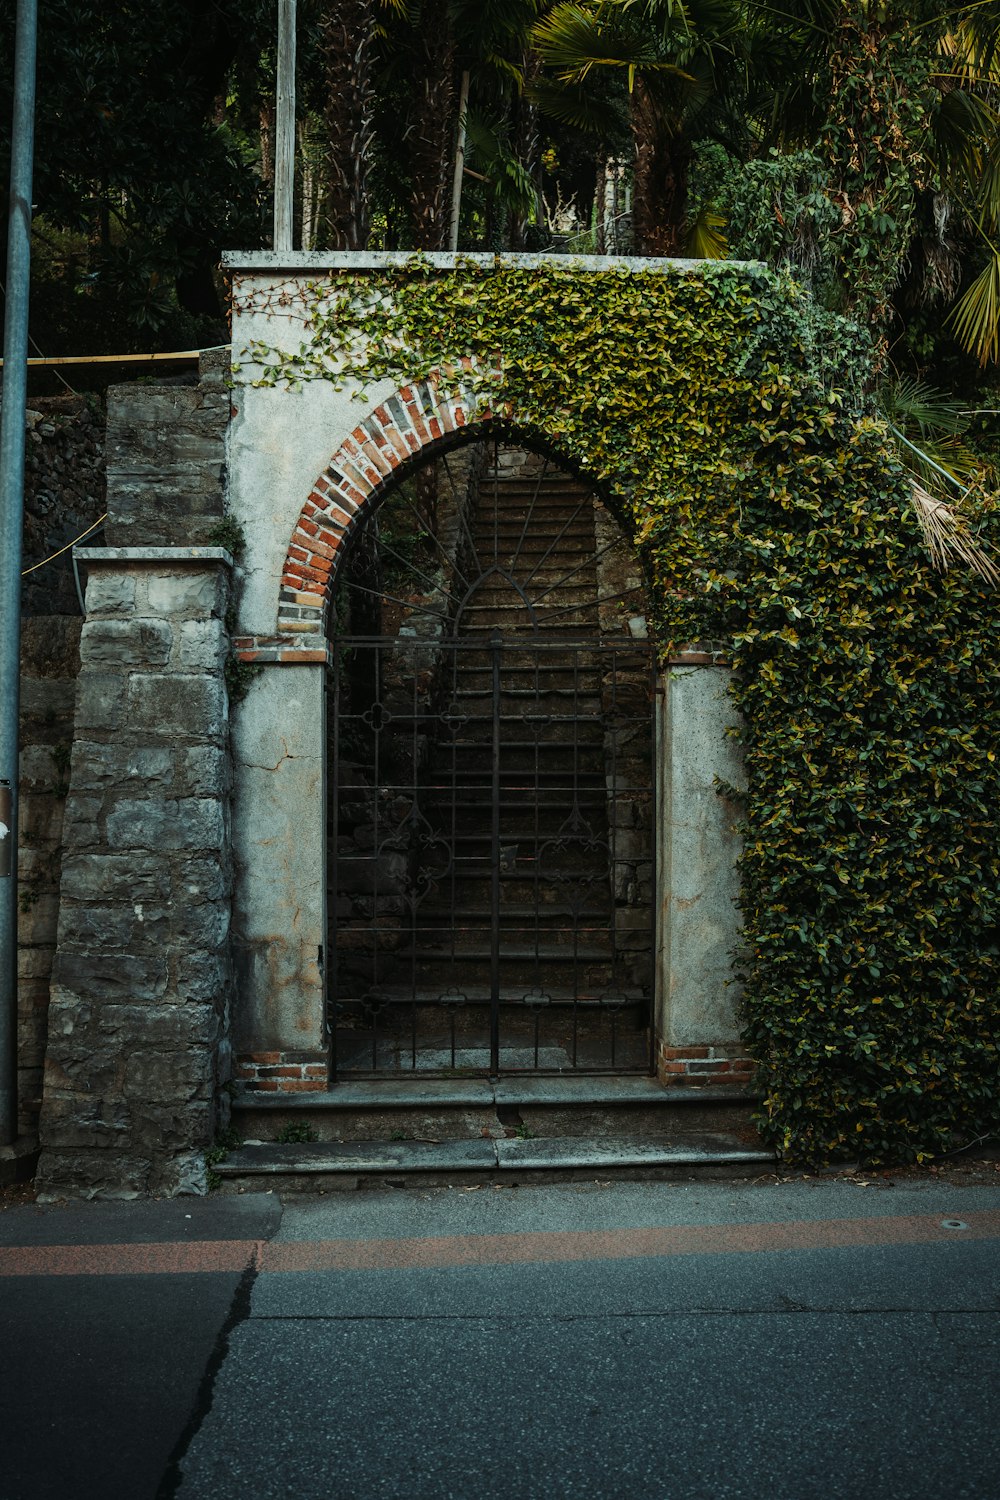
[1,1172,998,1499]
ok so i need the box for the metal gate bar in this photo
[328,635,657,1078]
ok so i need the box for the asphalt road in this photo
[1,1175,998,1500]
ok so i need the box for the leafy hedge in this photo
[239,258,1000,1162]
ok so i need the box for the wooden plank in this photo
[2,351,205,368]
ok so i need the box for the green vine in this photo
[235,258,1000,1165]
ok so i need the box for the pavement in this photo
[1,1166,999,1499]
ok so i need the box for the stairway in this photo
[332,447,654,1076]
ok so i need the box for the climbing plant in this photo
[236,258,1000,1164]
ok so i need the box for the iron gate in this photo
[329,634,657,1076]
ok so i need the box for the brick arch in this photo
[276,360,502,638]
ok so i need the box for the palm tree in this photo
[533,0,752,255]
[318,0,379,250]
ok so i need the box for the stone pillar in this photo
[36,548,233,1199]
[656,659,750,1085]
[230,660,326,1077]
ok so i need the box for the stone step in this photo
[214,1135,772,1191]
[228,1077,764,1152]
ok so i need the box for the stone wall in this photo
[36,551,234,1198]
[17,618,81,1137]
[104,350,228,548]
[34,350,234,1198]
[21,395,106,617]
[17,394,103,1142]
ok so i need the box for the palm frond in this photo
[909,480,1000,586]
[685,204,727,257]
[882,376,968,440]
[533,3,689,82]
[529,75,628,135]
[949,250,1000,365]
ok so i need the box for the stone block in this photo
[20,617,82,683]
[175,952,231,1005]
[95,1001,221,1049]
[105,796,225,853]
[19,678,76,728]
[153,1152,210,1197]
[18,947,55,978]
[81,618,173,668]
[179,618,227,671]
[173,899,230,951]
[85,573,136,617]
[18,796,64,845]
[51,952,168,1002]
[58,903,153,950]
[61,853,172,903]
[131,1104,215,1162]
[70,742,178,794]
[143,569,227,620]
[124,1048,215,1104]
[35,1150,152,1201]
[74,674,126,732]
[174,854,230,905]
[17,893,60,945]
[59,795,102,850]
[179,746,231,798]
[125,675,226,743]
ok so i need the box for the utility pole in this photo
[0,0,38,1147]
[274,0,297,252]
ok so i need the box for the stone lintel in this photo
[75,547,234,568]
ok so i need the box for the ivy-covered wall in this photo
[234,253,1000,1164]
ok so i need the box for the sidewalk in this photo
[1,1167,999,1500]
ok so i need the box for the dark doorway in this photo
[328,442,656,1076]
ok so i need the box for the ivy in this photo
[235,257,1000,1165]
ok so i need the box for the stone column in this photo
[656,659,750,1085]
[230,659,327,1075]
[36,547,233,1199]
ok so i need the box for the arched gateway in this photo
[34,253,749,1196]
[225,254,745,1097]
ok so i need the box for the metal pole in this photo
[0,0,37,1146]
[274,0,297,252]
[489,631,501,1075]
[447,70,470,253]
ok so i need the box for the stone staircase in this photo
[221,1077,771,1191]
